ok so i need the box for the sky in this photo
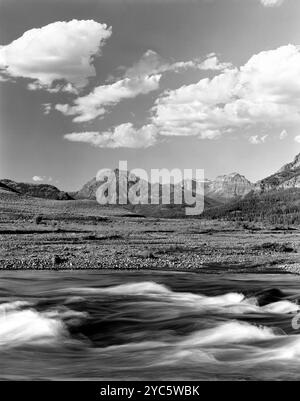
[0,0,300,190]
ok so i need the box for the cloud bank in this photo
[151,44,300,140]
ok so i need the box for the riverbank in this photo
[0,194,299,272]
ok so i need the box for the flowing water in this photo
[1,270,300,380]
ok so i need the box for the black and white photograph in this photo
[0,0,300,384]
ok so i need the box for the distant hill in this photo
[0,181,19,194]
[0,179,73,201]
[202,188,300,225]
[127,195,221,218]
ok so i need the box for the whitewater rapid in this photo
[1,271,300,380]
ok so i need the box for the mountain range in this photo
[202,153,300,225]
[204,153,300,200]
[1,152,299,222]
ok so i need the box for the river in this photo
[1,270,300,380]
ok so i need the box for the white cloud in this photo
[122,50,167,78]
[64,123,158,148]
[197,53,232,71]
[279,129,288,140]
[32,176,44,182]
[249,134,268,144]
[0,20,112,91]
[260,0,284,7]
[124,50,231,77]
[56,74,161,122]
[28,81,78,94]
[295,135,300,143]
[32,175,53,182]
[151,44,300,139]
[56,50,230,123]
[55,51,165,122]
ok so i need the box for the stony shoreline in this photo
[1,220,299,274]
[1,195,299,273]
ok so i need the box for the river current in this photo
[1,270,300,380]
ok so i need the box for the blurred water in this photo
[1,270,300,380]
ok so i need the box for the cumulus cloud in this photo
[0,20,112,91]
[151,44,300,140]
[295,135,300,143]
[197,53,232,71]
[32,175,53,182]
[260,0,284,7]
[56,75,161,122]
[32,176,44,182]
[64,123,158,148]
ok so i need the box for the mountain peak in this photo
[291,152,300,169]
[215,172,251,182]
[278,152,300,173]
[206,172,254,201]
[256,152,300,192]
